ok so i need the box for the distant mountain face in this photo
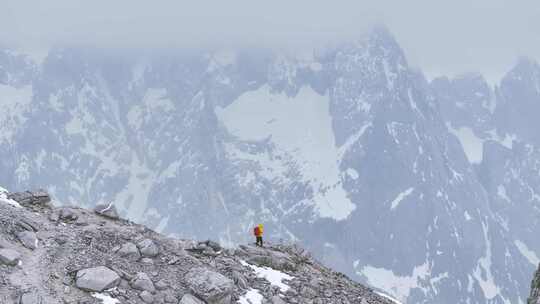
[1,28,540,303]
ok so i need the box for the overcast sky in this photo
[2,0,539,83]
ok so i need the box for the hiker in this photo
[254,224,264,247]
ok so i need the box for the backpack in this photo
[253,227,260,236]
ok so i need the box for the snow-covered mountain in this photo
[1,27,539,303]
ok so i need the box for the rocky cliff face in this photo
[0,187,394,304]
[1,26,540,303]
[527,263,540,304]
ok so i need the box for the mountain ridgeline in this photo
[1,27,540,303]
[0,187,395,304]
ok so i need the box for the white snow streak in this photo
[515,240,540,266]
[472,222,500,300]
[389,187,414,210]
[240,260,293,292]
[375,291,403,304]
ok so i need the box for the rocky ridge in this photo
[0,188,394,304]
[528,264,540,304]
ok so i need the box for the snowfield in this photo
[240,260,294,292]
[0,186,21,208]
[216,84,356,220]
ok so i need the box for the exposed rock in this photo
[185,267,234,304]
[139,290,154,303]
[0,236,11,248]
[16,231,38,250]
[16,219,38,232]
[271,295,287,304]
[19,292,42,304]
[200,240,222,252]
[529,264,540,304]
[59,208,78,221]
[180,294,205,304]
[155,279,168,290]
[8,190,50,205]
[232,271,248,290]
[94,202,119,219]
[75,266,121,292]
[140,257,154,264]
[131,272,156,292]
[164,293,178,303]
[116,242,141,260]
[0,248,21,266]
[137,238,159,257]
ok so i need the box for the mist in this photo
[2,0,540,82]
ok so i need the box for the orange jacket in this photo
[254,226,263,237]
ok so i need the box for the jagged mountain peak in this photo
[500,56,540,90]
[3,25,540,304]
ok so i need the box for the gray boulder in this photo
[139,290,154,303]
[0,248,21,266]
[94,202,119,219]
[116,242,141,260]
[16,231,38,250]
[131,272,155,292]
[155,279,168,290]
[180,294,205,304]
[75,266,120,292]
[137,238,159,257]
[271,296,287,304]
[59,208,78,221]
[184,267,234,304]
[19,292,42,304]
[0,236,11,248]
[199,240,222,252]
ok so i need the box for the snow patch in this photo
[346,168,359,180]
[216,85,356,220]
[389,187,414,210]
[237,288,264,304]
[0,186,22,208]
[240,260,293,292]
[359,262,429,303]
[92,293,120,304]
[486,129,516,149]
[515,240,540,266]
[447,124,484,163]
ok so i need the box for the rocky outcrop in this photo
[185,267,234,304]
[94,202,120,219]
[7,190,50,206]
[0,188,394,303]
[529,265,540,304]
